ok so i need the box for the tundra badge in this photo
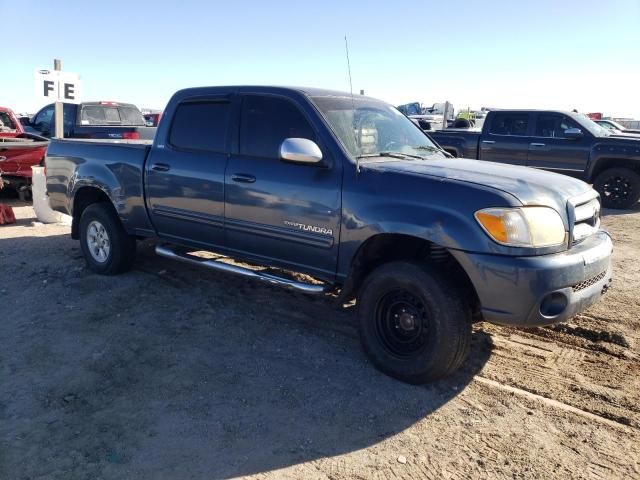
[284,220,333,236]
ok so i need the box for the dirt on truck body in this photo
[0,199,638,479]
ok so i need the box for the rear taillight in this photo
[122,132,140,140]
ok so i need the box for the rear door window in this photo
[240,95,315,159]
[169,101,230,152]
[489,113,530,136]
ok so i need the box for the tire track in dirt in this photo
[480,326,640,429]
[473,376,636,431]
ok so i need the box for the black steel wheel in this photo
[374,290,431,358]
[594,167,640,209]
[357,261,471,384]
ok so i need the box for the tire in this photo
[357,261,472,384]
[79,202,136,275]
[593,167,640,209]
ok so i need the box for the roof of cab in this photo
[488,109,579,116]
[171,85,381,102]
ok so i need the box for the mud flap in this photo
[0,204,16,225]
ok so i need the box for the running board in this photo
[155,245,328,294]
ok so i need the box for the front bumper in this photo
[450,231,613,327]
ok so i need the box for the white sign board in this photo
[34,69,82,104]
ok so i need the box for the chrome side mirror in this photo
[279,138,323,165]
[564,128,583,139]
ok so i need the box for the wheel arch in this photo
[336,233,481,319]
[71,186,117,239]
[588,155,640,182]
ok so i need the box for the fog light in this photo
[540,292,568,317]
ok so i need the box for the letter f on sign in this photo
[44,80,55,97]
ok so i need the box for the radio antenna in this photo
[344,35,359,172]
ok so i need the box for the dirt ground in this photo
[1,196,639,480]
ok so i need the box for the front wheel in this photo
[79,203,136,275]
[357,262,472,384]
[593,167,640,209]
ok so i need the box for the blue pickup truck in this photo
[429,109,640,209]
[45,86,613,383]
[24,101,156,140]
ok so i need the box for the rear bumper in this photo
[451,231,613,327]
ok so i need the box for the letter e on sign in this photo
[64,83,75,100]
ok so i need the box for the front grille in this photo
[572,271,606,292]
[570,193,601,244]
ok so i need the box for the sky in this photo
[1,0,639,117]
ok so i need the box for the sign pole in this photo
[442,101,450,130]
[54,59,63,139]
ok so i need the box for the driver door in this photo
[224,94,342,280]
[527,113,591,175]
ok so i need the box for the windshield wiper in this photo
[356,151,425,160]
[412,145,440,152]
[412,145,454,158]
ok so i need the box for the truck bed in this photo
[45,138,153,235]
[429,129,481,158]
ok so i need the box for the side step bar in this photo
[155,245,328,294]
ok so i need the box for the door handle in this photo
[231,173,256,183]
[481,140,495,144]
[151,163,171,172]
[529,143,546,147]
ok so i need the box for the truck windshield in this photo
[311,96,441,160]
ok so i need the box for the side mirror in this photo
[564,128,583,139]
[279,138,323,165]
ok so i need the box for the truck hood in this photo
[362,156,592,213]
[601,133,640,142]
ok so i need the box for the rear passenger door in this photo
[479,112,532,165]
[146,96,233,248]
[224,94,342,280]
[527,113,591,176]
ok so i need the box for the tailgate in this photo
[72,126,157,140]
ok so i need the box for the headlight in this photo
[475,207,566,247]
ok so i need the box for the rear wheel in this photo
[79,203,136,275]
[357,261,472,384]
[594,167,640,209]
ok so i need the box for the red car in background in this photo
[0,107,49,198]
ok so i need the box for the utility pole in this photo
[54,59,63,138]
